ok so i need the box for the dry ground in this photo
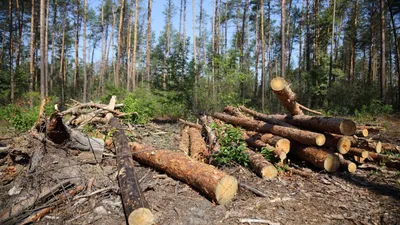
[0,119,399,225]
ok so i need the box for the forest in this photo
[0,0,400,127]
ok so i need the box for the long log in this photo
[270,77,304,115]
[357,125,385,134]
[243,132,286,161]
[188,127,209,161]
[245,148,277,179]
[109,118,154,225]
[224,106,248,118]
[355,129,369,137]
[347,136,382,153]
[292,145,341,172]
[324,133,351,154]
[131,144,238,205]
[366,152,400,169]
[213,112,325,146]
[238,106,297,128]
[348,148,369,158]
[381,142,400,154]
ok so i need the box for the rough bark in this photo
[40,0,45,99]
[293,145,341,172]
[246,148,277,179]
[260,0,265,111]
[347,136,382,153]
[83,0,88,101]
[131,0,139,90]
[109,118,154,225]
[188,127,208,161]
[337,155,357,173]
[179,126,189,154]
[199,115,221,154]
[213,112,325,146]
[348,148,369,158]
[270,77,304,115]
[243,132,286,161]
[115,0,126,88]
[366,151,400,170]
[29,0,35,106]
[145,0,152,89]
[238,106,296,128]
[324,133,351,154]
[73,0,80,92]
[131,144,238,205]
[259,114,356,136]
[281,0,286,77]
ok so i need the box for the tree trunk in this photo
[281,0,286,77]
[131,144,238,205]
[270,77,304,115]
[328,0,335,87]
[348,147,369,158]
[50,0,57,92]
[126,2,133,92]
[29,0,35,106]
[131,0,139,90]
[40,0,45,99]
[213,112,326,146]
[188,127,208,162]
[299,0,304,81]
[337,155,357,173]
[246,148,277,179]
[179,126,190,154]
[59,19,66,106]
[145,0,152,89]
[44,0,49,96]
[366,151,400,170]
[115,0,126,88]
[380,0,386,101]
[261,0,265,111]
[324,133,351,154]
[109,119,154,225]
[238,105,296,128]
[293,145,340,172]
[199,115,221,155]
[388,1,400,109]
[74,0,80,93]
[253,6,259,99]
[83,0,88,101]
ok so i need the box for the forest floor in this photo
[0,116,399,225]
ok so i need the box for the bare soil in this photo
[0,120,399,225]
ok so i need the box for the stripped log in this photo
[255,114,356,136]
[245,148,277,179]
[238,106,297,128]
[213,112,325,146]
[199,115,221,154]
[355,129,369,137]
[348,148,369,158]
[366,152,400,170]
[188,127,208,161]
[178,119,202,130]
[324,133,351,154]
[131,144,238,205]
[109,118,154,225]
[243,132,286,161]
[292,145,341,172]
[179,126,190,154]
[270,77,304,115]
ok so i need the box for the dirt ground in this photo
[0,119,399,225]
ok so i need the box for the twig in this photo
[238,218,280,225]
[72,186,118,200]
[297,103,322,115]
[239,183,269,198]
[18,207,53,225]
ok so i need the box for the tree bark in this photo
[270,77,304,115]
[9,0,14,102]
[44,0,49,96]
[199,115,221,155]
[293,145,341,172]
[261,0,265,111]
[131,0,139,90]
[29,0,35,106]
[39,0,46,99]
[328,0,335,87]
[246,148,277,179]
[380,0,386,101]
[145,0,152,89]
[83,0,88,101]
[243,132,287,161]
[281,0,286,77]
[74,0,80,93]
[131,144,238,205]
[324,133,351,154]
[109,119,154,225]
[188,127,208,161]
[115,0,126,88]
[179,126,189,154]
[238,106,296,128]
[213,112,325,146]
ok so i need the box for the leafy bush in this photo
[212,123,249,167]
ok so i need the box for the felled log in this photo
[270,77,304,115]
[336,154,357,173]
[355,129,368,137]
[246,148,277,179]
[381,142,400,154]
[109,118,154,225]
[188,127,208,161]
[256,114,356,136]
[199,115,221,154]
[179,126,189,154]
[238,106,297,128]
[243,132,286,161]
[348,148,369,158]
[256,132,291,154]
[178,119,202,130]
[213,112,326,146]
[357,125,385,134]
[353,155,366,164]
[223,106,248,118]
[292,145,341,172]
[324,133,351,154]
[366,152,400,170]
[131,144,238,205]
[347,136,382,153]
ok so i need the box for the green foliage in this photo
[212,124,249,167]
[260,146,279,164]
[276,164,290,173]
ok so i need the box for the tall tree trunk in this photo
[131,0,139,90]
[45,0,49,96]
[305,0,310,73]
[328,0,335,88]
[106,5,116,84]
[349,0,358,84]
[388,1,400,108]
[253,6,259,100]
[126,4,133,92]
[163,0,172,90]
[29,0,35,106]
[83,0,88,101]
[59,18,66,106]
[299,0,304,81]
[9,0,14,103]
[15,0,23,68]
[99,0,106,95]
[115,0,126,88]
[261,0,265,111]
[50,0,56,92]
[40,0,45,99]
[179,0,183,42]
[145,0,152,89]
[183,0,187,52]
[380,0,386,101]
[281,0,286,77]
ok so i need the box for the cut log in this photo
[270,77,304,115]
[347,136,382,153]
[213,112,325,146]
[348,148,369,158]
[178,119,202,130]
[188,127,209,161]
[292,145,341,172]
[381,142,400,154]
[243,132,286,161]
[199,115,221,154]
[256,114,356,136]
[336,154,357,173]
[257,133,291,154]
[179,126,189,154]
[223,106,248,118]
[109,118,154,225]
[353,155,366,164]
[245,148,277,179]
[366,152,400,170]
[131,144,238,205]
[356,125,385,134]
[355,129,369,137]
[238,106,297,128]
[324,133,351,154]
